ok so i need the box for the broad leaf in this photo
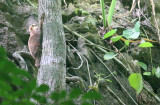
[137,62,147,71]
[111,36,122,42]
[128,73,143,94]
[123,29,140,39]
[123,21,140,39]
[104,52,117,60]
[103,29,117,39]
[138,42,153,47]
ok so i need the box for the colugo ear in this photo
[29,26,33,32]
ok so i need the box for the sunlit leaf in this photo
[137,62,147,71]
[123,29,140,39]
[138,42,153,47]
[103,29,117,39]
[125,40,130,46]
[155,67,160,78]
[123,21,140,39]
[143,72,151,76]
[128,73,143,94]
[111,36,122,42]
[104,52,117,60]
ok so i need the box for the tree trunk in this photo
[37,0,66,93]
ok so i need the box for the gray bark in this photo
[37,0,66,93]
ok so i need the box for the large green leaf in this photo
[104,52,117,60]
[123,21,140,39]
[103,29,117,39]
[138,42,153,47]
[128,73,143,94]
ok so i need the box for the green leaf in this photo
[32,94,47,104]
[0,80,12,92]
[36,84,49,93]
[104,52,117,60]
[60,100,74,105]
[69,88,82,99]
[103,29,117,39]
[50,92,59,101]
[111,36,122,42]
[82,91,101,100]
[137,62,147,71]
[107,0,116,26]
[105,79,112,82]
[59,90,67,99]
[152,67,156,75]
[143,72,151,76]
[0,47,7,61]
[125,40,130,46]
[155,67,160,78]
[128,73,143,94]
[134,21,140,32]
[123,21,140,39]
[123,29,140,39]
[138,42,153,47]
[100,0,106,27]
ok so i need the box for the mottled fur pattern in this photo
[28,24,41,67]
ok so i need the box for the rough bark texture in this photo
[37,0,66,93]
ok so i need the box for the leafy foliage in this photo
[123,21,140,39]
[103,29,117,39]
[128,73,143,94]
[138,42,153,47]
[0,47,101,105]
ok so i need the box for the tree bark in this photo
[37,0,66,93]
